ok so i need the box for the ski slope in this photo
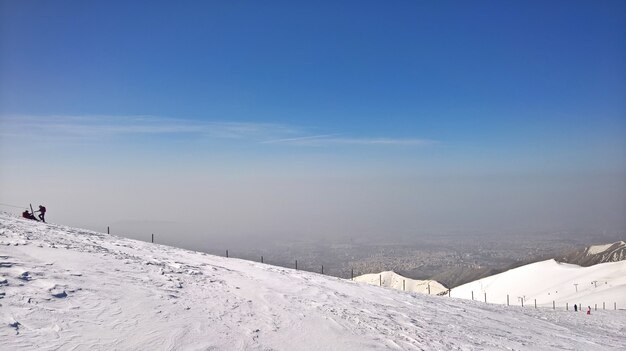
[354,271,448,295]
[1,213,625,350]
[451,259,626,309]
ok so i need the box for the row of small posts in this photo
[467,290,618,310]
[110,232,355,279]
[102,232,351,281]
[110,230,620,310]
[226,248,357,278]
[99,229,435,295]
[220,250,435,292]
[107,233,428,291]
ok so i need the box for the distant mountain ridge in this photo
[559,241,626,266]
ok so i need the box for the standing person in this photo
[587,306,591,315]
[36,205,46,222]
[574,304,578,312]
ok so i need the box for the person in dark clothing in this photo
[36,205,46,222]
[22,210,37,220]
[574,304,578,312]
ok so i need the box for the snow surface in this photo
[354,271,448,295]
[1,213,625,350]
[451,259,626,309]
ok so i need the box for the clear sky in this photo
[1,1,625,247]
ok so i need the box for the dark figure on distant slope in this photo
[22,210,38,220]
[574,304,578,312]
[36,205,46,222]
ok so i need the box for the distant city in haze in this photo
[1,1,624,281]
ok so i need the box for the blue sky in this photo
[1,1,625,242]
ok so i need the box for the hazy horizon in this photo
[1,1,625,248]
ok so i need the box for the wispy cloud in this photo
[0,115,299,141]
[0,115,436,147]
[260,133,342,144]
[263,136,437,146]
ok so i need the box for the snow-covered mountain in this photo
[1,213,625,350]
[354,271,448,295]
[559,241,626,266]
[451,258,626,309]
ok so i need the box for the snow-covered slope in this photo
[354,271,448,295]
[451,259,626,308]
[1,213,625,350]
[560,241,626,266]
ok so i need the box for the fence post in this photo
[351,268,354,280]
[603,302,605,310]
[595,304,597,311]
[379,274,382,286]
[151,234,154,243]
[507,294,509,306]
[261,256,263,263]
[107,226,110,234]
[521,299,524,308]
[295,260,298,270]
[553,301,555,310]
[448,289,451,297]
[615,302,617,310]
[566,303,568,310]
[472,291,474,301]
[226,250,228,258]
[428,283,431,295]
[403,279,405,291]
[484,292,487,303]
[321,265,324,274]
[534,299,537,308]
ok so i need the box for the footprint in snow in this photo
[51,290,67,298]
[49,285,68,298]
[8,320,20,334]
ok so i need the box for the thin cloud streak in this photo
[265,136,437,146]
[260,134,342,144]
[312,137,437,146]
[0,115,437,147]
[0,115,300,141]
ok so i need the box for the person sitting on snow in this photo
[22,210,37,220]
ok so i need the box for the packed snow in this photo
[1,213,625,350]
[354,271,447,295]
